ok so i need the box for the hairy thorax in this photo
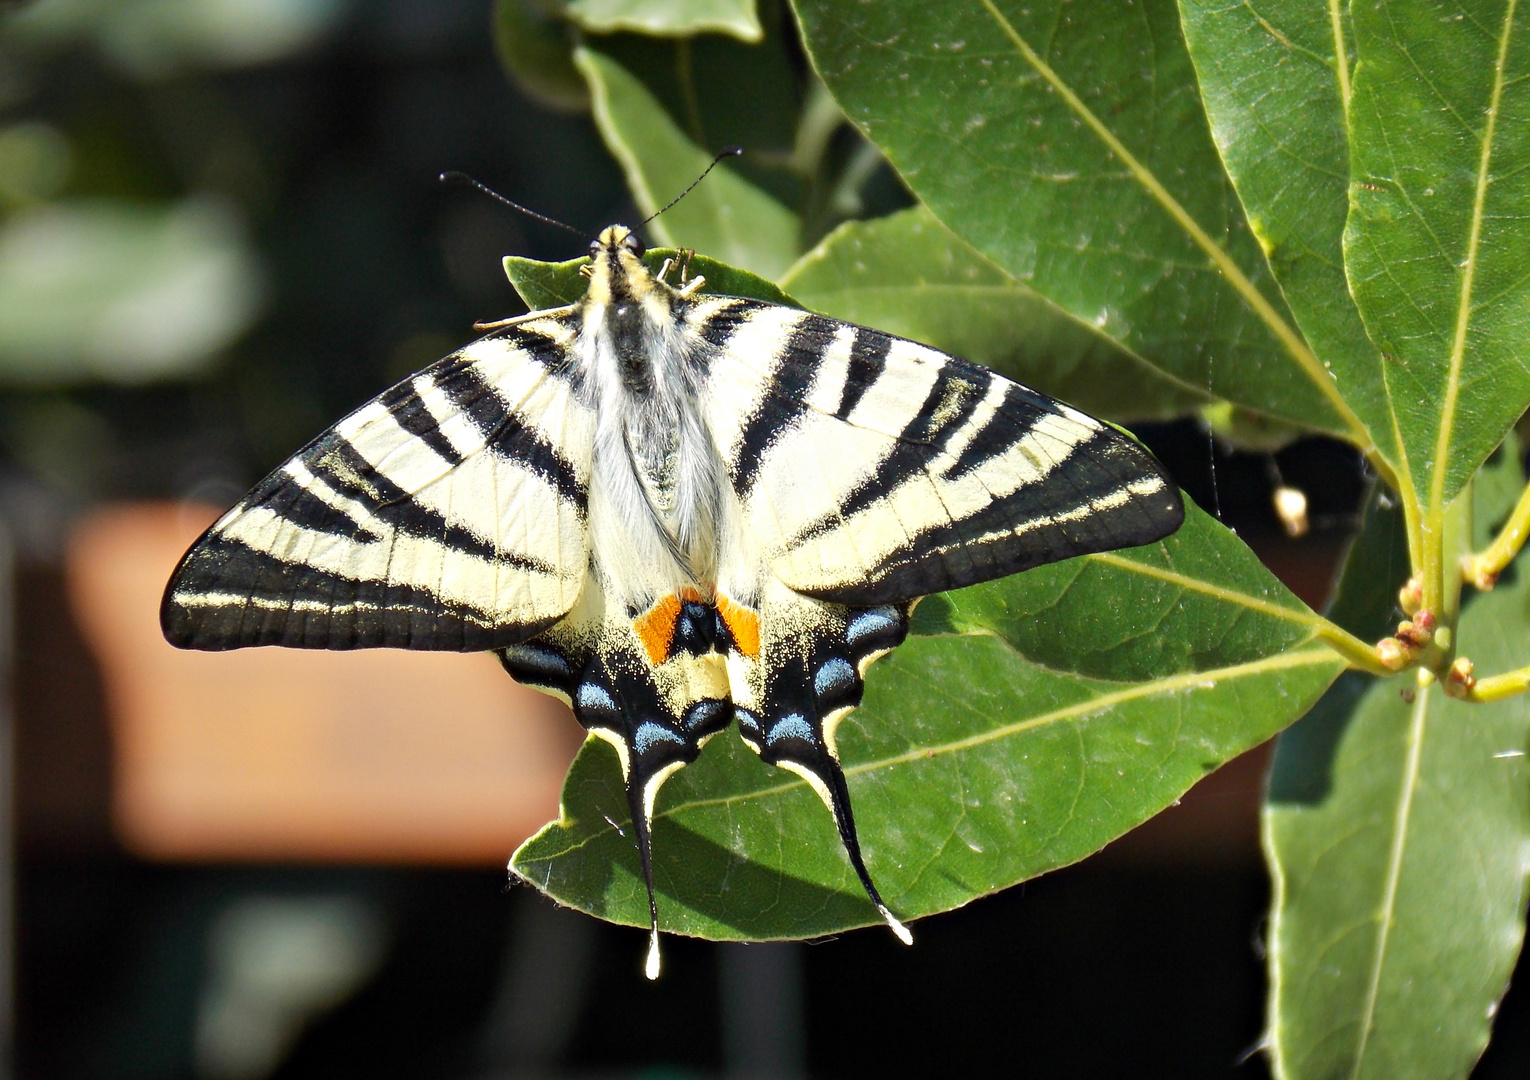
[579,238,726,599]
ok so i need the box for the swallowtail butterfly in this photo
[163,225,1184,977]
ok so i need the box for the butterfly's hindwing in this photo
[699,299,1184,605]
[162,319,595,650]
[727,576,913,941]
[501,570,732,973]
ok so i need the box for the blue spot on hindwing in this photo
[814,657,857,700]
[735,706,763,741]
[683,699,731,734]
[845,607,899,647]
[766,713,815,747]
[634,721,685,756]
[576,682,618,717]
[501,644,572,683]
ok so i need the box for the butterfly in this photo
[162,225,1184,977]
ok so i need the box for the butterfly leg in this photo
[722,582,914,943]
[472,303,577,331]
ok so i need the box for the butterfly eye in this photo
[588,240,601,256]
[622,232,645,258]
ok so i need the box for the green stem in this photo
[1314,619,1392,676]
[1463,477,1530,587]
[1470,665,1530,703]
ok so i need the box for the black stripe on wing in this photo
[163,329,590,651]
[432,343,587,507]
[808,426,1182,606]
[161,535,564,650]
[833,328,894,420]
[701,307,845,498]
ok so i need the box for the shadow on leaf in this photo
[1266,672,1372,806]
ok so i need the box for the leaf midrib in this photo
[1350,685,1432,1077]
[1428,0,1519,515]
[1328,0,1353,115]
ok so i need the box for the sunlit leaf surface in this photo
[515,501,1343,940]
[1344,0,1530,507]
[792,0,1355,438]
[1179,0,1397,473]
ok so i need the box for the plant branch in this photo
[1463,477,1530,589]
[1315,620,1392,676]
[1467,665,1530,703]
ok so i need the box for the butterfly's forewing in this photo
[162,316,594,650]
[699,300,1184,606]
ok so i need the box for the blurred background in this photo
[0,0,1525,1077]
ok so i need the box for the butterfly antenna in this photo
[637,146,744,230]
[438,172,585,237]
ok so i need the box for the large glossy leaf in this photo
[1178,0,1398,477]
[779,206,1210,424]
[514,499,1345,941]
[1344,0,1530,508]
[566,0,762,42]
[792,0,1365,443]
[574,47,800,280]
[1265,441,1530,1080]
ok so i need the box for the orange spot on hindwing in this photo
[716,593,760,659]
[632,594,682,667]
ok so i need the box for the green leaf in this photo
[1197,401,1306,453]
[590,3,805,169]
[779,206,1211,424]
[502,248,797,311]
[1344,0,1530,508]
[1178,0,1398,474]
[492,0,589,113]
[566,0,762,42]
[574,46,800,280]
[1265,441,1530,1080]
[514,499,1344,941]
[792,0,1363,441]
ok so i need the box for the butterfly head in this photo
[584,225,658,308]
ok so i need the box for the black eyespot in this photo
[622,232,645,258]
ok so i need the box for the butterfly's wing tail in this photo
[721,578,913,943]
[501,574,732,978]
